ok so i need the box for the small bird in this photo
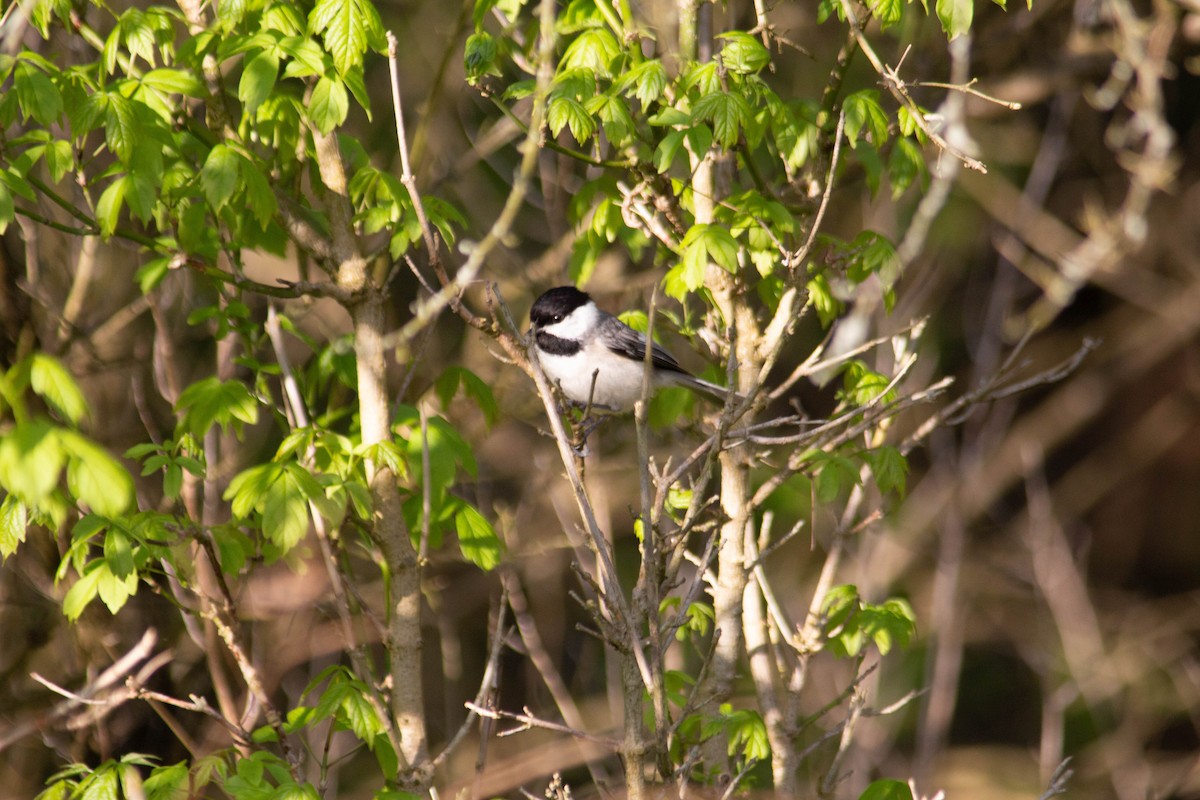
[529,286,739,412]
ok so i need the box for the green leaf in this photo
[454,501,502,570]
[560,28,620,77]
[14,61,62,126]
[822,582,860,626]
[0,181,13,235]
[135,257,170,295]
[63,562,103,620]
[176,377,260,439]
[28,353,88,424]
[309,0,384,75]
[648,107,690,127]
[95,176,127,239]
[263,468,309,552]
[308,75,349,134]
[584,92,634,143]
[889,136,926,198]
[664,248,705,301]
[141,68,205,97]
[200,144,240,211]
[691,91,750,149]
[653,129,686,173]
[682,61,719,95]
[857,779,914,800]
[859,597,916,654]
[0,420,64,504]
[613,59,667,106]
[897,105,924,139]
[846,230,900,287]
[104,94,139,164]
[673,224,739,298]
[239,156,277,228]
[339,684,382,747]
[280,36,327,77]
[716,31,770,75]
[43,139,74,183]
[434,367,499,427]
[125,160,158,223]
[238,50,279,115]
[96,561,138,614]
[814,452,859,503]
[872,0,905,28]
[0,495,28,559]
[143,762,189,800]
[548,96,595,143]
[464,32,498,84]
[863,446,907,497]
[844,90,889,146]
[227,462,275,518]
[724,707,770,762]
[103,528,134,579]
[841,360,894,406]
[60,431,134,517]
[935,0,973,39]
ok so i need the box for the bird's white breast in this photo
[539,337,654,411]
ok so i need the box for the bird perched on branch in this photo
[528,286,740,413]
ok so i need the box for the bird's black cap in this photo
[530,286,592,327]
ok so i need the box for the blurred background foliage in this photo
[2,0,1200,798]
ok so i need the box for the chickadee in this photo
[529,286,739,412]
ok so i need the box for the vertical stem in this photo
[312,126,428,787]
[743,534,796,793]
[622,645,647,800]
[681,0,756,778]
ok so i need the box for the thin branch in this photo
[834,0,987,173]
[387,31,440,268]
[463,703,622,749]
[382,0,560,358]
[913,78,1022,110]
[791,110,845,268]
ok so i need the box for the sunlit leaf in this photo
[936,0,973,39]
[96,561,138,614]
[464,32,498,84]
[548,95,595,143]
[61,430,134,516]
[454,501,502,570]
[857,779,914,800]
[143,762,189,800]
[14,60,62,125]
[141,68,205,97]
[63,561,103,620]
[200,144,239,211]
[308,75,349,134]
[309,0,383,75]
[716,31,770,74]
[560,28,620,77]
[176,377,260,439]
[27,353,88,424]
[691,91,750,149]
[95,176,128,239]
[0,420,64,504]
[614,59,667,106]
[238,50,279,115]
[0,495,28,559]
[104,94,139,163]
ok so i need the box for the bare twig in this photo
[463,703,621,749]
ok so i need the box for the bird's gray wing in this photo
[599,316,689,375]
